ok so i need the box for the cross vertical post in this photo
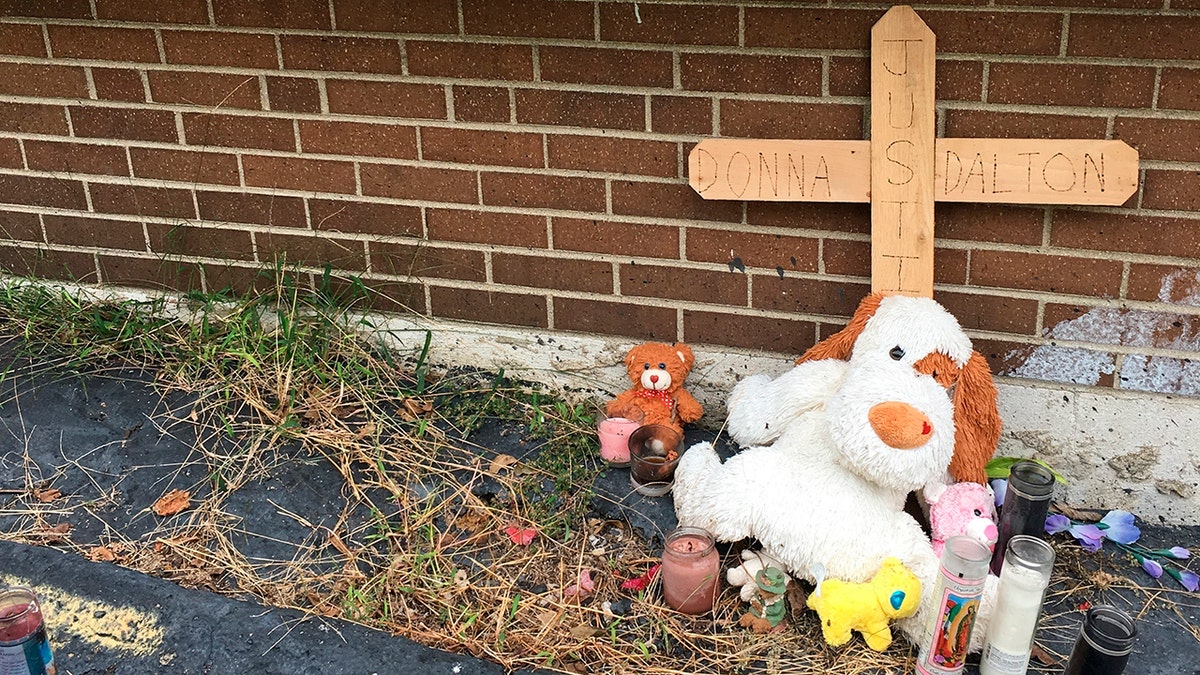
[870,6,936,297]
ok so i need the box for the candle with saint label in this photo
[917,536,990,675]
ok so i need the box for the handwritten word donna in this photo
[692,149,832,199]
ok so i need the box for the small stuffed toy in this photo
[606,342,703,435]
[728,550,792,632]
[925,482,998,557]
[807,558,922,652]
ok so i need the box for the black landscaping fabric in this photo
[0,360,1196,674]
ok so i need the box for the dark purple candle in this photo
[991,461,1054,576]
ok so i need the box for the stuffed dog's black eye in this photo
[658,362,666,369]
[889,346,905,360]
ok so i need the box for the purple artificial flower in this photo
[1178,569,1199,592]
[1168,546,1191,560]
[1097,510,1141,545]
[990,479,1007,508]
[1069,523,1104,552]
[1045,513,1071,535]
[1141,557,1164,579]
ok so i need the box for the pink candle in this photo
[598,415,641,465]
[661,527,720,614]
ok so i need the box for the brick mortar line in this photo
[939,100,1200,120]
[14,85,1200,130]
[12,91,1200,140]
[9,45,1200,76]
[0,2,1195,38]
[15,136,1200,200]
[12,156,1200,231]
[9,194,1199,281]
[4,168,1200,261]
[0,95,819,145]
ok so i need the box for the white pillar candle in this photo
[980,536,1055,675]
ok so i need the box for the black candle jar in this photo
[991,460,1055,575]
[1063,605,1138,675]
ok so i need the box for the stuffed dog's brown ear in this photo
[948,350,1002,485]
[796,292,886,365]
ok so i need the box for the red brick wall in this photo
[0,1,1198,396]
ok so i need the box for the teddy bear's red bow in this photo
[635,388,675,410]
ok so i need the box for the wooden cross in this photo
[688,5,1138,298]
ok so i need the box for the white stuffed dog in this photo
[673,293,1002,647]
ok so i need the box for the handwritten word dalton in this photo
[939,150,1107,196]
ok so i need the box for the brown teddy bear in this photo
[606,342,703,434]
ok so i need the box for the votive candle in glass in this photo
[660,526,720,614]
[628,424,683,497]
[1063,605,1138,675]
[597,406,643,466]
[979,535,1055,675]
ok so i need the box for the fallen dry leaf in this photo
[1030,643,1057,666]
[33,488,61,503]
[152,489,191,517]
[568,624,603,639]
[354,420,377,440]
[786,580,808,614]
[399,397,433,420]
[326,530,354,557]
[488,453,519,476]
[536,609,560,629]
[1053,502,1105,522]
[88,545,117,562]
[453,509,490,533]
[40,522,71,543]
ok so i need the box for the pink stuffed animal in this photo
[925,482,998,556]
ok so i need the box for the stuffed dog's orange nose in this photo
[868,402,933,449]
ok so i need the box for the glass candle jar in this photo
[628,424,683,497]
[991,461,1055,576]
[917,536,991,675]
[979,535,1055,675]
[660,527,720,614]
[597,406,644,466]
[1063,605,1138,675]
[0,586,56,675]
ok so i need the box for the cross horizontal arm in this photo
[687,138,1138,206]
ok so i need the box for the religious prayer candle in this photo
[660,527,720,615]
[991,461,1055,576]
[979,536,1055,675]
[0,586,57,675]
[1063,605,1138,675]
[917,536,991,675]
[597,407,643,466]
